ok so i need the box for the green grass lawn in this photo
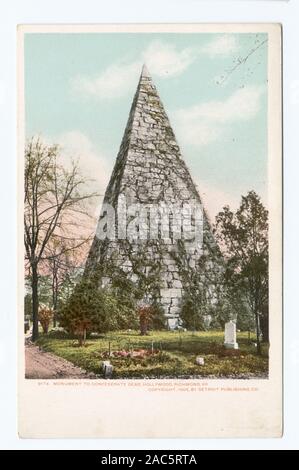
[37,330,269,379]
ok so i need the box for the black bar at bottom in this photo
[2,450,291,460]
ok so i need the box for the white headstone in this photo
[224,321,239,349]
[102,360,113,378]
[168,318,179,330]
[195,356,205,365]
[102,360,110,370]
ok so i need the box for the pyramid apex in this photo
[141,63,151,78]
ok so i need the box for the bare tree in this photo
[43,236,91,326]
[24,137,97,341]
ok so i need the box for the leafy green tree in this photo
[59,277,138,345]
[215,191,268,354]
[59,279,110,345]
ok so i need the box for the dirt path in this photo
[25,342,96,379]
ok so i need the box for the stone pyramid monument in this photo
[85,65,222,329]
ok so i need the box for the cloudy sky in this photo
[25,32,268,221]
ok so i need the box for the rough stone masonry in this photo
[85,65,222,329]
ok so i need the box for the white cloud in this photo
[172,85,264,148]
[39,131,112,239]
[202,35,239,57]
[175,86,264,123]
[176,121,221,148]
[53,131,112,218]
[71,36,241,101]
[71,41,196,100]
[58,131,110,191]
[143,41,195,78]
[71,61,141,100]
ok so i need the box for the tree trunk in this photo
[31,264,39,342]
[260,309,269,343]
[140,320,148,335]
[52,268,58,328]
[254,308,262,356]
[53,291,58,328]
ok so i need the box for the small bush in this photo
[58,278,139,345]
[180,297,206,331]
[38,307,53,334]
[138,304,166,335]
